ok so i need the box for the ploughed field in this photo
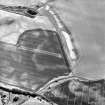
[0,0,104,105]
[0,0,104,80]
[0,27,69,91]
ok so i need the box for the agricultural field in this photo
[0,0,104,105]
[52,0,105,80]
[0,0,105,80]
